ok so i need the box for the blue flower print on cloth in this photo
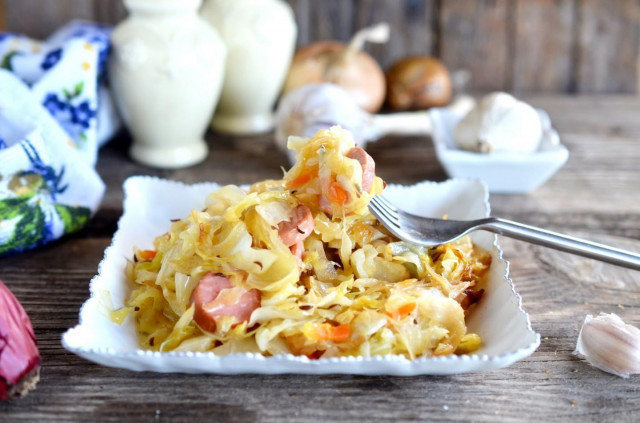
[0,137,91,255]
[41,48,63,70]
[59,23,112,83]
[47,21,121,148]
[43,93,67,114]
[41,81,98,144]
[0,20,121,164]
[0,70,104,256]
[72,100,97,130]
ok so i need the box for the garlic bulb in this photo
[275,83,471,164]
[275,83,372,162]
[574,313,640,378]
[454,92,542,154]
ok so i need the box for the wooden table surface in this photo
[1,95,639,422]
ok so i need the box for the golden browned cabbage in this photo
[120,127,490,359]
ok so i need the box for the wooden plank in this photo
[307,0,355,43]
[512,0,576,93]
[1,235,640,420]
[354,0,437,69]
[92,0,127,25]
[1,95,640,421]
[521,95,640,137]
[285,0,311,46]
[491,96,640,218]
[1,0,639,94]
[0,0,6,32]
[2,0,94,39]
[438,0,511,91]
[576,0,640,93]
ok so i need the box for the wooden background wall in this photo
[1,0,639,94]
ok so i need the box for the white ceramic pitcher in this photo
[201,0,296,135]
[109,0,226,168]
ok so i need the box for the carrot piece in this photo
[388,302,416,320]
[398,302,416,316]
[288,164,318,188]
[326,324,351,342]
[138,250,157,261]
[327,180,348,204]
[289,172,312,188]
[305,323,351,342]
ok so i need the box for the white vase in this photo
[201,0,296,134]
[109,0,226,168]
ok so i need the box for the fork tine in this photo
[370,196,399,222]
[369,201,393,227]
[374,195,397,213]
[369,197,400,227]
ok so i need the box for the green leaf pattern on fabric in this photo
[0,192,90,255]
[54,204,90,234]
[0,51,21,71]
[0,196,44,255]
[0,141,92,255]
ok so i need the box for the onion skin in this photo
[386,56,453,110]
[283,41,386,113]
[0,280,41,400]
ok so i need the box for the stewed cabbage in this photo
[121,127,491,359]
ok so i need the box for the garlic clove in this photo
[574,313,640,378]
[454,92,542,154]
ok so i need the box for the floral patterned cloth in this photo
[0,20,121,166]
[0,22,110,256]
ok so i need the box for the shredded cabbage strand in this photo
[122,126,491,359]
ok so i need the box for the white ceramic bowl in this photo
[429,107,569,194]
[62,176,540,375]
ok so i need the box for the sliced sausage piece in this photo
[290,240,305,259]
[203,288,261,323]
[277,204,314,247]
[346,147,376,193]
[192,272,261,334]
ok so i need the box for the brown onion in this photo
[283,23,389,113]
[0,279,40,400]
[386,56,452,110]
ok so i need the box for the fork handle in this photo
[478,218,640,270]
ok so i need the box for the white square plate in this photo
[62,176,540,375]
[429,106,569,194]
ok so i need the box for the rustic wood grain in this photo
[0,0,6,32]
[576,0,640,93]
[1,96,640,422]
[2,0,94,39]
[2,0,640,93]
[285,0,311,46]
[354,0,437,69]
[92,0,126,25]
[512,0,576,93]
[307,0,356,43]
[438,0,512,91]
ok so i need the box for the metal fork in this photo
[369,195,640,271]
